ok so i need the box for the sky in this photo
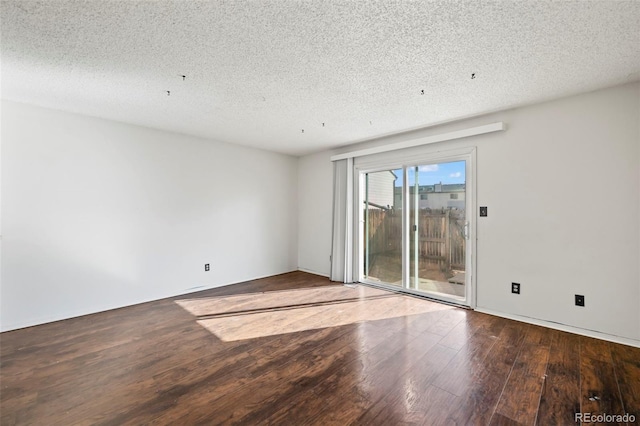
[393,160,465,186]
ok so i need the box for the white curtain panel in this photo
[330,158,353,282]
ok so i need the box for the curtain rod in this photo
[330,122,505,162]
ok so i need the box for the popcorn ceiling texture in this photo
[1,0,639,156]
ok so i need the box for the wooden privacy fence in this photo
[365,208,402,255]
[366,208,466,274]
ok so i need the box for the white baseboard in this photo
[297,268,330,278]
[475,307,640,348]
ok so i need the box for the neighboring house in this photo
[366,170,397,209]
[394,183,466,210]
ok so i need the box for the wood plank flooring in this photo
[1,271,639,425]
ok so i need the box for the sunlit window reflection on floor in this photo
[176,285,454,342]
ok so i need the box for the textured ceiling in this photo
[2,1,639,156]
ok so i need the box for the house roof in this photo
[394,184,466,193]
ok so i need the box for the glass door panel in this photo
[409,160,467,301]
[362,168,403,287]
[359,154,473,307]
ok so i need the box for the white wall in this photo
[298,82,640,342]
[1,101,298,331]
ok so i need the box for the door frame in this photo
[355,147,477,308]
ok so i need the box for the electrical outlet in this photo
[511,282,520,294]
[575,294,585,307]
[204,263,210,272]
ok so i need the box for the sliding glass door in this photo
[359,153,474,306]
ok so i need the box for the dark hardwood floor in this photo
[1,271,639,425]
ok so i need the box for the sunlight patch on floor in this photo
[176,284,389,317]
[176,285,454,342]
